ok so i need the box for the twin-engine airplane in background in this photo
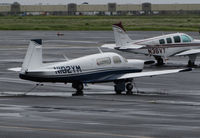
[10,39,191,96]
[102,22,200,66]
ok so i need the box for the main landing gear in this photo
[154,56,164,66]
[72,82,84,96]
[71,80,135,96]
[114,80,134,95]
[188,60,195,67]
[188,55,197,67]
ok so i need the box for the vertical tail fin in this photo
[21,39,42,72]
[112,22,132,47]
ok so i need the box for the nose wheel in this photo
[72,82,84,96]
[126,83,133,95]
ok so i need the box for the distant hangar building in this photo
[0,2,200,15]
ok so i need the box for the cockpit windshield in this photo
[181,35,192,42]
[113,56,122,64]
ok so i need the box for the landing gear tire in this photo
[72,91,83,96]
[126,83,133,95]
[187,60,195,67]
[156,58,164,66]
[72,82,84,96]
[188,55,197,67]
[114,81,125,95]
[114,87,122,95]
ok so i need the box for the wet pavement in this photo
[0,31,200,138]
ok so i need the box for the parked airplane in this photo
[102,22,200,66]
[11,39,191,96]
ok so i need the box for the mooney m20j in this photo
[16,39,191,96]
[102,22,200,66]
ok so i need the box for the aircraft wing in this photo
[175,49,200,56]
[108,68,192,81]
[101,43,145,50]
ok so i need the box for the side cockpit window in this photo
[159,39,165,44]
[113,56,122,64]
[173,36,181,43]
[96,57,111,66]
[181,35,192,42]
[166,37,172,44]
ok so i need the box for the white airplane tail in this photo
[102,22,144,50]
[21,39,43,72]
[112,22,133,47]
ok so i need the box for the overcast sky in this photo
[1,0,200,5]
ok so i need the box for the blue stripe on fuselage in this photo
[19,68,142,83]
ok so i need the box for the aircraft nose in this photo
[128,59,144,70]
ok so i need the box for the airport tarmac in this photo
[0,31,200,138]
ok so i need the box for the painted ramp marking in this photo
[0,125,152,138]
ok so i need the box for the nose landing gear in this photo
[126,83,133,95]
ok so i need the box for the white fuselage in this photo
[125,33,200,58]
[19,52,144,83]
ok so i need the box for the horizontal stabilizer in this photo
[101,44,144,50]
[101,44,117,49]
[117,44,145,50]
[8,67,22,72]
[175,49,200,56]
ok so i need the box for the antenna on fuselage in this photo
[98,47,103,54]
[63,54,69,61]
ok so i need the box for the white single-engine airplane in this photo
[11,39,191,96]
[102,22,200,66]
